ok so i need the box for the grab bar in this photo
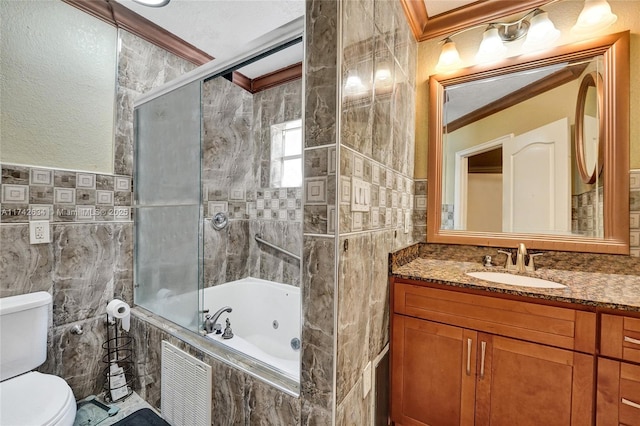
[254,234,301,262]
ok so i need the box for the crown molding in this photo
[400,0,551,42]
[62,0,213,65]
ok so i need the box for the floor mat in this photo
[74,396,120,426]
[111,408,171,426]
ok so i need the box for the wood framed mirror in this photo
[427,31,630,254]
[575,71,604,184]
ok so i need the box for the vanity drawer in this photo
[597,357,640,426]
[601,314,640,363]
[394,281,596,353]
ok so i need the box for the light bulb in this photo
[475,26,507,63]
[436,39,463,72]
[132,0,170,6]
[522,10,560,51]
[572,0,617,35]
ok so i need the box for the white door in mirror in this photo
[466,271,566,289]
[503,118,571,234]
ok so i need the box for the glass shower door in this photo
[134,81,203,331]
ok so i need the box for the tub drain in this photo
[290,337,301,350]
[272,320,279,329]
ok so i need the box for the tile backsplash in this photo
[1,164,132,223]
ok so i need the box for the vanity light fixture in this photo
[435,38,463,72]
[475,25,508,63]
[131,0,170,7]
[522,9,561,51]
[571,0,617,35]
[435,0,617,72]
[436,7,559,71]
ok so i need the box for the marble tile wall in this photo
[0,222,132,398]
[335,0,418,424]
[115,30,197,177]
[204,219,302,287]
[201,77,303,288]
[130,314,302,425]
[301,0,339,422]
[0,28,195,400]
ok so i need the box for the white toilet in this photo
[0,292,77,426]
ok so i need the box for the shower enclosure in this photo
[133,28,304,385]
[135,80,203,329]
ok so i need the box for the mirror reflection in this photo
[441,56,604,238]
[576,72,604,185]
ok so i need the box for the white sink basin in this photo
[466,271,566,289]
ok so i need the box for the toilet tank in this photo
[0,291,51,381]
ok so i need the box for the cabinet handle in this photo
[622,398,640,410]
[480,341,487,379]
[466,338,472,376]
[624,336,640,345]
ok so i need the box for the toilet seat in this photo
[0,371,76,426]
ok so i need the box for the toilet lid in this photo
[0,371,75,426]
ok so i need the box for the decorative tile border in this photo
[204,186,302,222]
[337,146,415,234]
[1,164,132,223]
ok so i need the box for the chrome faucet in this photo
[206,306,232,334]
[498,243,543,272]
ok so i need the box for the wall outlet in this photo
[362,361,372,399]
[29,220,51,244]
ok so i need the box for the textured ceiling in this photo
[114,0,304,74]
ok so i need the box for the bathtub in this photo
[201,277,300,382]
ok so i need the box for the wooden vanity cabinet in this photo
[596,314,640,425]
[391,315,477,425]
[390,279,596,426]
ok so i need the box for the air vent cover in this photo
[161,341,212,426]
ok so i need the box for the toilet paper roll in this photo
[106,299,131,332]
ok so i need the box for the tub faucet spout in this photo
[206,306,232,334]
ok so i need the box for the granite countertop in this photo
[391,244,640,312]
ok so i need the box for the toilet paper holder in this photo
[101,313,134,403]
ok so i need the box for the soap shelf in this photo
[101,314,134,403]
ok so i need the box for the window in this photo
[270,119,302,187]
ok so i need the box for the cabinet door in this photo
[597,357,640,426]
[391,315,477,426]
[475,334,594,426]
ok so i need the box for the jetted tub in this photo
[202,277,301,381]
